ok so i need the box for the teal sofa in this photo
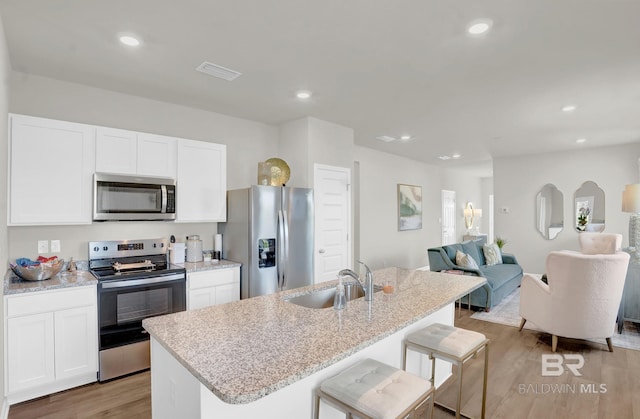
[427,237,523,311]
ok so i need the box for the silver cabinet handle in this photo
[319,249,326,254]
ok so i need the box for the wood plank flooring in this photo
[8,308,640,418]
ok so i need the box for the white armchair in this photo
[578,232,622,255]
[519,249,630,352]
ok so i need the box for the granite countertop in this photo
[4,270,98,295]
[142,267,486,405]
[176,259,241,273]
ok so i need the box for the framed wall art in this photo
[398,184,422,231]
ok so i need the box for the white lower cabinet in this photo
[187,267,240,310]
[4,286,98,404]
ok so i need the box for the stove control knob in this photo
[93,246,99,252]
[103,246,108,251]
[153,243,157,248]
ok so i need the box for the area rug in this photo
[470,287,640,351]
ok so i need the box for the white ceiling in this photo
[1,1,640,177]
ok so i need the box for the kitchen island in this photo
[142,267,486,419]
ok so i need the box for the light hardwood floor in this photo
[8,309,640,418]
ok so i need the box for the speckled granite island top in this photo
[142,267,486,405]
[4,270,97,295]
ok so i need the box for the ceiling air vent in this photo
[195,61,242,81]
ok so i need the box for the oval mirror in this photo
[574,181,605,232]
[536,184,564,240]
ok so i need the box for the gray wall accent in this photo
[494,143,640,273]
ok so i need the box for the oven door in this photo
[98,273,186,350]
[93,173,176,221]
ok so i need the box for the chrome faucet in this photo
[338,261,374,301]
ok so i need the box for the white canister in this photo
[169,243,186,264]
[186,236,203,262]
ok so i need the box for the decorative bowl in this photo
[10,259,65,281]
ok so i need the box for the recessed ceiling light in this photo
[400,135,412,141]
[452,154,461,159]
[119,35,140,47]
[576,138,587,144]
[296,91,312,99]
[467,19,493,35]
[438,156,451,160]
[376,135,396,143]
[562,105,577,112]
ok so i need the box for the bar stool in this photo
[314,358,434,419]
[402,323,489,419]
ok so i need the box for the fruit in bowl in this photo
[10,256,64,281]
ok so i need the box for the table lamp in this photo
[622,184,640,258]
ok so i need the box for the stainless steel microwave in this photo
[93,173,176,221]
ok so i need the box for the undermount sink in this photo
[285,283,381,309]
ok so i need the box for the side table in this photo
[617,250,640,333]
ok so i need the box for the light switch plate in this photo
[51,240,61,253]
[38,240,49,254]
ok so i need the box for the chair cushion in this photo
[483,243,503,266]
[320,358,431,419]
[405,323,487,359]
[456,250,479,269]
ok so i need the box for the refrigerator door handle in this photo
[282,210,290,290]
[277,209,285,290]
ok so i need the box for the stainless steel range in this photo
[89,238,186,382]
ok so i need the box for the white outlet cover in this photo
[38,240,49,254]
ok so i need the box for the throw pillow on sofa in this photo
[483,243,503,266]
[455,250,479,269]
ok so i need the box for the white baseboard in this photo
[1,396,9,419]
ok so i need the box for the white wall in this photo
[7,72,280,260]
[279,117,354,188]
[0,13,9,413]
[355,146,442,270]
[494,143,640,273]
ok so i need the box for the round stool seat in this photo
[406,323,487,359]
[317,358,433,419]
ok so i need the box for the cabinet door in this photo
[9,114,95,225]
[177,139,227,222]
[95,127,138,174]
[54,306,98,380]
[188,288,216,310]
[7,313,55,393]
[215,282,239,305]
[137,133,177,178]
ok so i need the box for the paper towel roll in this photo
[214,234,222,252]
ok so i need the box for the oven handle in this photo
[100,273,185,289]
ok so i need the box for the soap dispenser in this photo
[333,275,347,311]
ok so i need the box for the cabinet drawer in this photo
[6,286,96,318]
[188,268,238,290]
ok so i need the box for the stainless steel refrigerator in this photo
[219,185,314,299]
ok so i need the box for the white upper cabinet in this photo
[8,114,95,226]
[176,139,227,222]
[137,133,177,178]
[96,128,176,178]
[95,127,137,175]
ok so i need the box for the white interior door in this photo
[314,164,351,284]
[442,190,456,245]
